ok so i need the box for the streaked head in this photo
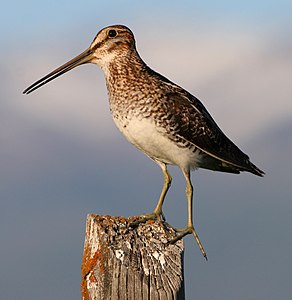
[23,25,136,94]
[90,25,136,67]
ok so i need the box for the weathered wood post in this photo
[81,214,185,300]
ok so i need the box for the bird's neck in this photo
[101,49,156,117]
[103,50,149,91]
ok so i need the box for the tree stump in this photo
[81,214,185,300]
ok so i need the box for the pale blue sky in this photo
[1,1,292,299]
[3,1,292,40]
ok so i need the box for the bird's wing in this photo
[164,91,253,171]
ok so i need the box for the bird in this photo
[23,25,264,259]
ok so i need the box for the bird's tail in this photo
[248,162,265,177]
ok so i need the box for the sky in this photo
[1,1,292,299]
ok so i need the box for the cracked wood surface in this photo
[81,214,185,300]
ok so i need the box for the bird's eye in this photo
[108,29,117,38]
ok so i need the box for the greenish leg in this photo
[171,168,207,260]
[153,162,172,220]
[130,162,171,225]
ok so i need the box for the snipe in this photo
[23,25,264,260]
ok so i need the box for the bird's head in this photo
[23,25,136,94]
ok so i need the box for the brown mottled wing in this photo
[165,91,258,173]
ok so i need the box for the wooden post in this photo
[81,214,185,300]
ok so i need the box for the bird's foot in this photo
[169,226,208,261]
[129,211,165,228]
[161,223,186,232]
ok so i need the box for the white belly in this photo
[113,117,202,169]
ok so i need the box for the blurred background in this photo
[1,1,292,299]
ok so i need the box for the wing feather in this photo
[164,91,259,173]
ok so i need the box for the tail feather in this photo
[248,162,265,177]
[198,155,264,176]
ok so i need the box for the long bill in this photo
[23,48,94,94]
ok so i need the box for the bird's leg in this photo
[130,162,171,226]
[170,169,207,260]
[152,162,172,221]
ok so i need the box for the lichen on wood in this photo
[81,214,185,300]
